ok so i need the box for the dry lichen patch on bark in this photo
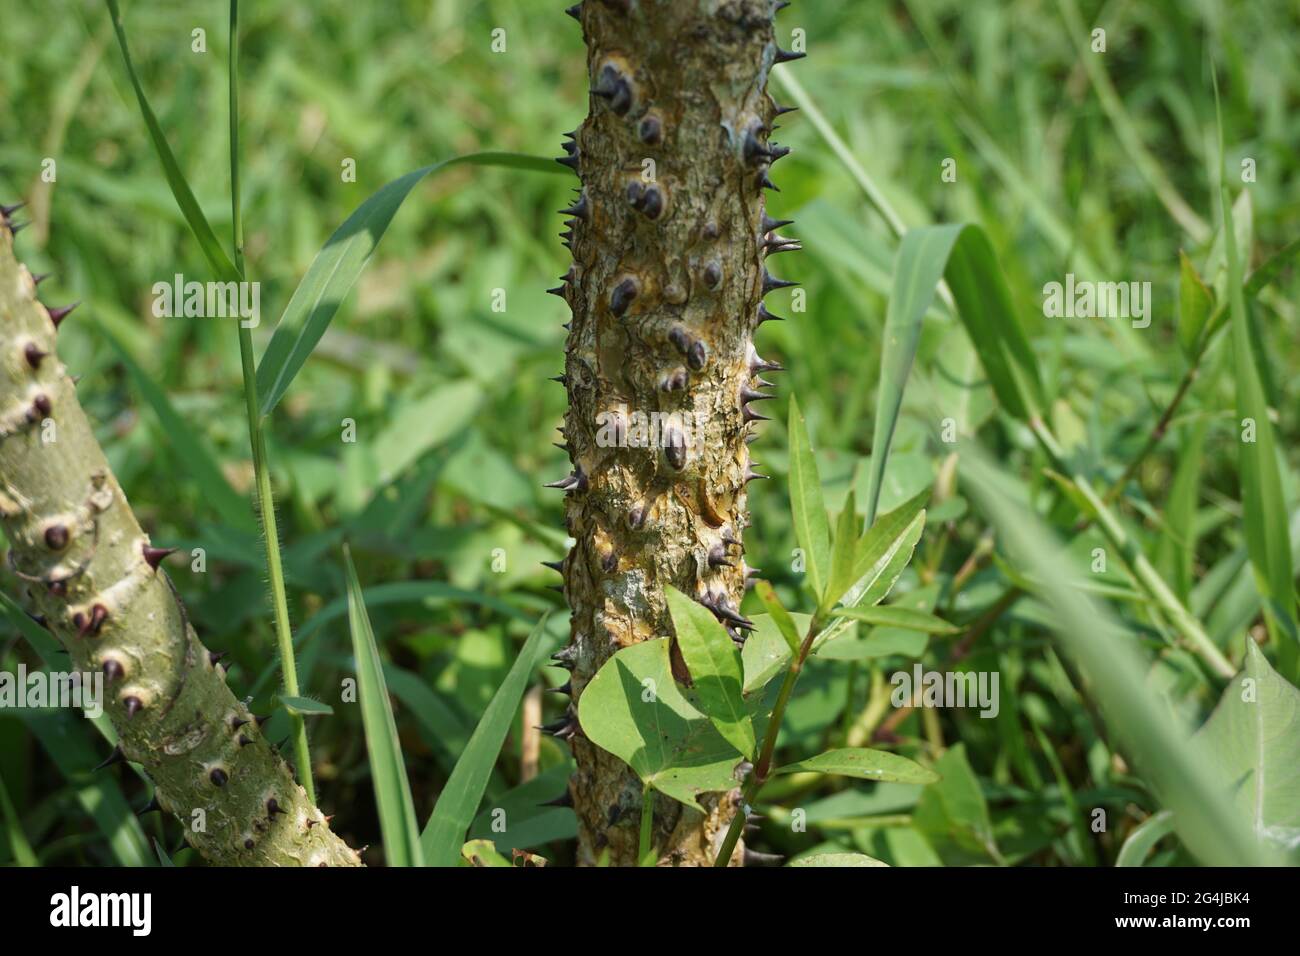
[549,0,800,866]
[0,216,359,866]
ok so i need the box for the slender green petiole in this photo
[228,0,314,801]
[637,784,656,867]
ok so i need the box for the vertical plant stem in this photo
[637,784,655,867]
[714,619,824,866]
[228,0,314,801]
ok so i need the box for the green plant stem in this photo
[714,617,824,867]
[637,784,655,867]
[228,0,313,801]
[1101,364,1199,506]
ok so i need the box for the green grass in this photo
[0,0,1297,866]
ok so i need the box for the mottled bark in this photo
[550,0,798,866]
[0,216,359,866]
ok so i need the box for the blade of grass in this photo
[787,395,831,601]
[0,772,37,867]
[960,447,1274,866]
[344,545,424,867]
[256,152,564,416]
[1215,83,1299,679]
[421,613,550,866]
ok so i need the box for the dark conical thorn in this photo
[707,545,734,569]
[549,681,573,696]
[209,650,228,667]
[255,714,271,728]
[138,794,162,815]
[774,47,806,64]
[231,716,249,730]
[774,102,799,116]
[542,559,565,573]
[8,220,29,234]
[553,442,570,452]
[545,474,579,490]
[238,734,253,747]
[745,465,770,482]
[740,387,774,403]
[102,659,124,682]
[539,790,574,808]
[775,0,791,10]
[77,603,108,637]
[552,645,578,668]
[141,543,176,570]
[209,768,228,787]
[268,798,285,817]
[743,405,772,423]
[546,285,567,298]
[756,304,784,327]
[761,214,794,233]
[757,171,779,192]
[743,127,774,166]
[538,715,577,739]
[659,368,688,392]
[549,374,567,385]
[560,193,590,222]
[24,343,47,368]
[751,356,784,374]
[561,139,577,155]
[768,143,792,162]
[1,202,26,218]
[32,272,51,286]
[555,153,580,172]
[93,745,127,771]
[48,302,79,329]
[764,236,801,255]
[124,696,143,718]
[753,377,776,389]
[565,4,582,21]
[762,270,798,296]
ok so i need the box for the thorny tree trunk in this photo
[0,215,359,866]
[549,0,800,866]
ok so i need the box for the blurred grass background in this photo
[0,0,1297,865]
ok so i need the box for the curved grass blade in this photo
[0,773,37,867]
[866,224,965,524]
[421,613,550,866]
[960,446,1275,866]
[1115,810,1175,867]
[344,545,424,867]
[104,0,240,283]
[256,153,564,416]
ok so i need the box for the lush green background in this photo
[0,0,1297,866]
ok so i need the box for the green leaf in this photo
[105,0,240,282]
[344,546,424,867]
[99,328,254,532]
[776,748,939,784]
[866,224,966,523]
[829,605,958,635]
[1194,641,1300,851]
[913,743,1001,863]
[421,613,550,865]
[278,695,334,717]
[790,852,888,867]
[664,587,755,758]
[823,488,863,613]
[153,838,177,868]
[1115,810,1175,867]
[787,395,831,599]
[577,638,743,810]
[256,153,562,415]
[1222,184,1298,680]
[0,774,37,867]
[753,581,802,656]
[1177,250,1215,359]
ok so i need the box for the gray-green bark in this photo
[0,218,359,866]
[553,0,798,866]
